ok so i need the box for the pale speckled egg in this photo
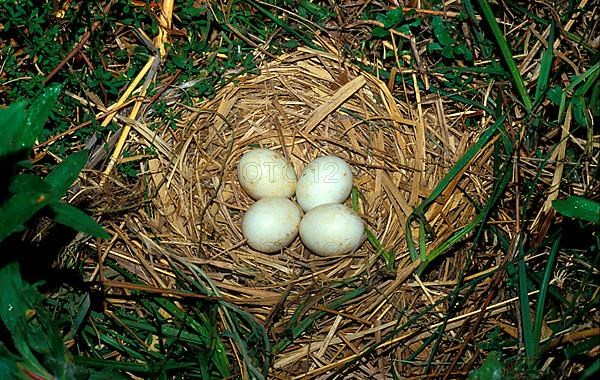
[237,148,297,200]
[296,156,353,212]
[241,197,302,253]
[299,203,365,256]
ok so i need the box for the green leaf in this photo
[427,42,443,53]
[50,202,110,239]
[0,101,27,157]
[518,248,535,359]
[0,344,19,379]
[88,367,130,380]
[534,24,555,104]
[552,196,600,223]
[571,95,589,127]
[532,236,561,355]
[432,16,455,46]
[298,0,333,20]
[564,336,600,359]
[398,18,421,35]
[44,149,88,200]
[468,351,504,379]
[442,44,454,59]
[9,174,51,195]
[366,229,395,272]
[173,54,187,68]
[455,44,474,61]
[477,0,532,111]
[23,84,62,146]
[377,8,404,28]
[0,262,80,378]
[406,113,508,262]
[0,263,40,331]
[71,294,91,337]
[581,358,600,380]
[371,27,389,38]
[547,86,563,106]
[0,192,50,242]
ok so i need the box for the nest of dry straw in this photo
[96,44,497,376]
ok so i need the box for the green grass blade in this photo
[572,62,600,96]
[365,229,395,271]
[534,23,555,105]
[246,0,320,50]
[581,358,600,380]
[558,63,600,122]
[517,245,535,360]
[74,357,195,373]
[406,113,507,261]
[273,286,366,354]
[476,0,532,111]
[426,85,496,115]
[532,236,561,355]
[334,273,493,377]
[420,160,512,272]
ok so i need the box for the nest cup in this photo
[135,47,493,373]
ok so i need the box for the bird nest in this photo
[94,46,497,377]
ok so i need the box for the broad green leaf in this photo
[377,8,404,28]
[552,196,600,223]
[455,44,474,61]
[0,263,34,331]
[50,202,110,239]
[0,265,49,378]
[23,84,62,148]
[44,149,89,200]
[173,55,187,68]
[0,344,19,379]
[427,42,443,53]
[0,262,78,379]
[371,27,389,38]
[398,17,421,35]
[0,83,63,158]
[0,192,50,242]
[9,174,51,195]
[0,101,27,157]
[468,351,504,379]
[432,16,455,46]
[442,44,454,59]
[547,85,563,106]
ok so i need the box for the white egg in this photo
[242,197,302,253]
[237,148,297,200]
[296,155,353,212]
[299,203,364,256]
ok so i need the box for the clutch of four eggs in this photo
[237,148,365,255]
